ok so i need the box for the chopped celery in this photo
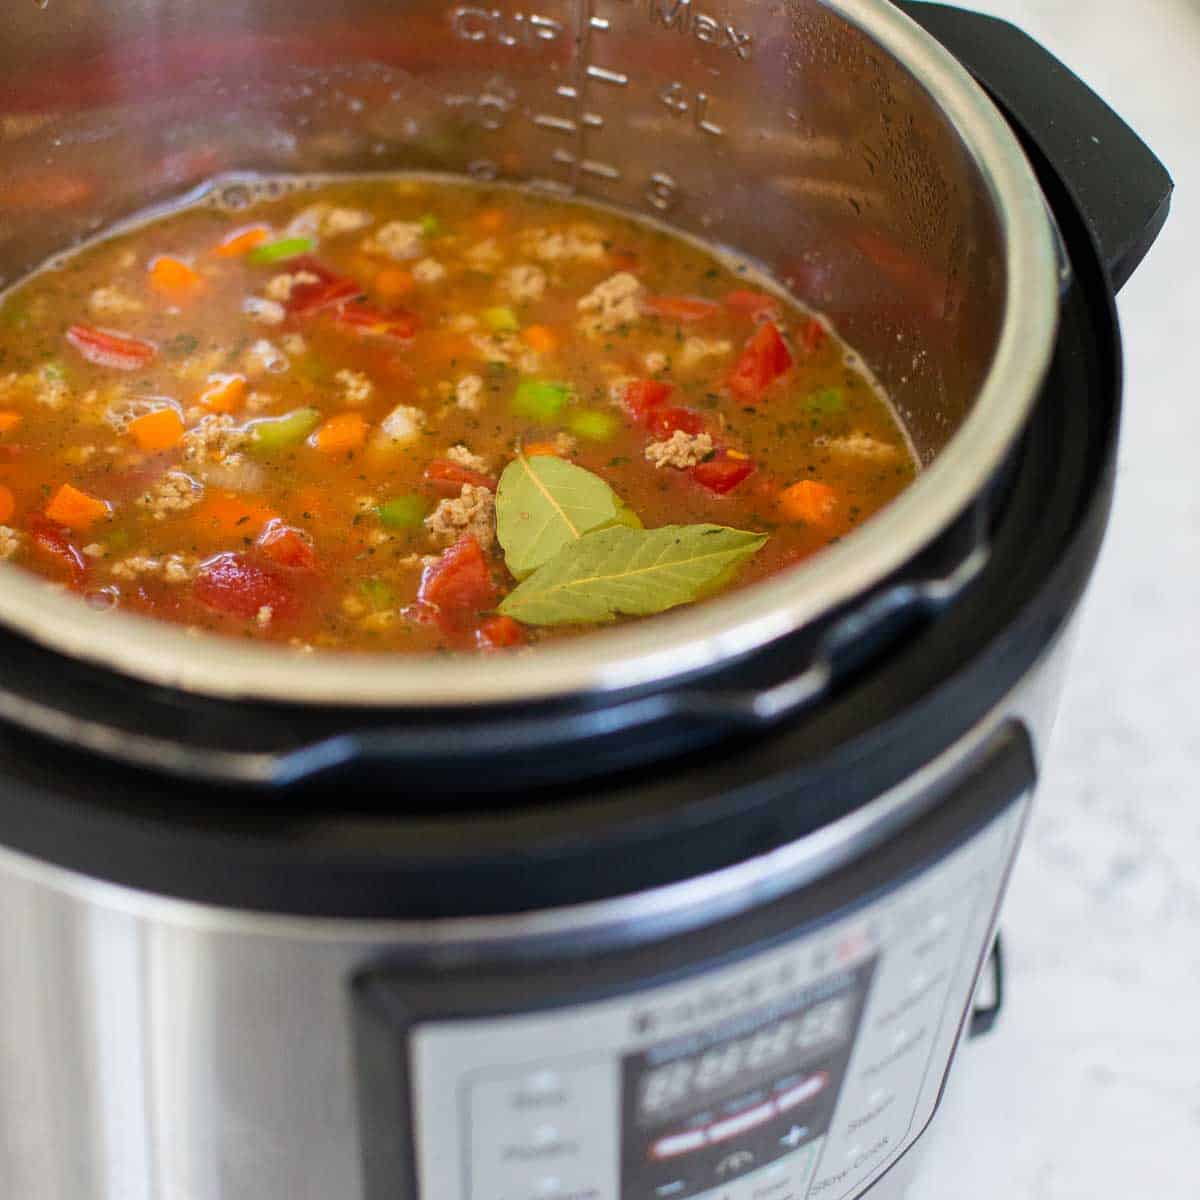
[359,578,397,610]
[376,495,427,529]
[418,213,441,237]
[40,361,66,382]
[483,306,519,333]
[807,387,845,414]
[248,236,314,265]
[250,407,321,450]
[513,379,571,422]
[568,410,618,441]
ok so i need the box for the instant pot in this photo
[0,2,1171,1199]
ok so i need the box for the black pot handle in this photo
[896,1,1172,293]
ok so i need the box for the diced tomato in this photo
[728,321,792,400]
[26,516,87,586]
[797,317,827,354]
[648,406,706,440]
[692,451,757,494]
[332,301,421,342]
[476,614,525,649]
[621,379,675,423]
[423,459,498,497]
[65,324,156,370]
[257,520,316,571]
[417,535,497,632]
[283,257,362,316]
[725,290,781,321]
[193,552,298,620]
[643,295,721,322]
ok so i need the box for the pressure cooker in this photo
[0,2,1170,1199]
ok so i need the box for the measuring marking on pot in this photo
[447,0,736,209]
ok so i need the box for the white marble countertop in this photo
[910,1,1200,1197]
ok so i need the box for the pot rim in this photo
[0,0,1059,708]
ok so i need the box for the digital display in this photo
[637,996,853,1123]
[620,961,876,1199]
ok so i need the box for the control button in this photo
[710,1101,775,1142]
[651,1129,706,1159]
[780,1125,808,1149]
[499,1128,581,1163]
[536,1176,562,1197]
[532,1125,560,1148]
[776,1072,828,1112]
[512,1070,570,1110]
[868,1089,890,1108]
[927,912,949,935]
[909,971,929,994]
[716,1149,756,1177]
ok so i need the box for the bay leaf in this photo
[498,523,767,626]
[496,455,638,580]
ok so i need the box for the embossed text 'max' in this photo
[450,0,754,59]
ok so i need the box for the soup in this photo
[0,177,916,651]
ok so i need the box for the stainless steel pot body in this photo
[0,0,1056,707]
[0,641,1073,1200]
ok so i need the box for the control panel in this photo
[404,801,1025,1200]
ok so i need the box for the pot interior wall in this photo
[0,0,1004,462]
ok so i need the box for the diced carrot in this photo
[148,255,205,301]
[0,484,14,523]
[215,224,271,258]
[192,492,277,539]
[522,324,558,354]
[778,479,838,524]
[0,411,22,434]
[198,373,247,414]
[522,440,566,458]
[475,208,507,233]
[127,407,184,452]
[375,267,415,302]
[312,412,368,455]
[45,482,110,531]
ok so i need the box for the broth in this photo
[0,176,916,651]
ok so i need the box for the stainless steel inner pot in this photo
[0,0,1056,705]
